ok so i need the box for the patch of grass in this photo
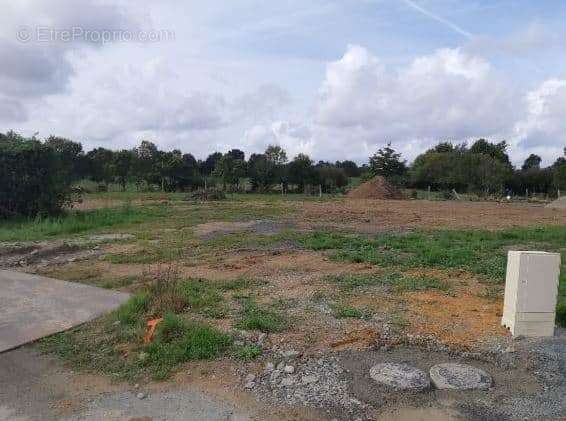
[557,302,566,328]
[301,226,566,283]
[115,293,150,326]
[325,272,449,292]
[235,300,288,333]
[332,304,370,320]
[219,276,265,291]
[0,205,168,242]
[234,344,262,361]
[143,313,232,379]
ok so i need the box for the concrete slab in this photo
[0,270,129,353]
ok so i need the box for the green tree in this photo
[45,136,85,181]
[113,150,135,191]
[522,154,542,171]
[86,147,115,186]
[0,132,73,218]
[369,143,407,182]
[288,153,315,191]
[213,154,245,190]
[469,139,512,168]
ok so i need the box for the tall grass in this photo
[0,205,167,241]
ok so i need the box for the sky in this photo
[1,0,565,166]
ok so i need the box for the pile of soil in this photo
[347,176,404,200]
[546,196,566,209]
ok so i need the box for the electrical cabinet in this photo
[501,251,560,337]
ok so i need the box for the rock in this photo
[244,381,255,389]
[280,377,294,387]
[270,370,282,382]
[301,375,319,384]
[284,365,295,374]
[265,362,275,372]
[276,362,285,371]
[245,374,256,383]
[112,320,120,326]
[429,363,492,390]
[134,383,139,389]
[369,363,430,391]
[280,350,300,359]
[257,333,267,345]
[136,392,146,400]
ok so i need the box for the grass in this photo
[332,304,370,320]
[144,313,232,379]
[325,272,450,292]
[300,226,566,282]
[0,205,169,241]
[235,300,288,333]
[303,225,566,326]
[234,344,262,361]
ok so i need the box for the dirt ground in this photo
[297,199,566,232]
[3,197,566,420]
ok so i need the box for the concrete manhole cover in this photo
[429,363,492,390]
[369,363,430,391]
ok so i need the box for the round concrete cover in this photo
[429,363,492,390]
[369,363,430,391]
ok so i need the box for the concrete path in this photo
[0,270,129,353]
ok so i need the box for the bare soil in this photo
[297,199,566,232]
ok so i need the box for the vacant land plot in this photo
[2,194,566,420]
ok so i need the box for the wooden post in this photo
[427,185,431,200]
[319,184,322,198]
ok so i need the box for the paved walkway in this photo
[0,270,129,353]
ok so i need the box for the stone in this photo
[280,377,295,387]
[276,362,285,370]
[270,370,282,382]
[284,365,295,374]
[257,333,267,345]
[429,363,492,390]
[245,374,256,383]
[244,381,255,389]
[301,375,319,384]
[136,392,146,400]
[265,362,275,372]
[369,363,430,391]
[280,350,300,359]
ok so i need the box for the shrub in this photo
[0,132,74,218]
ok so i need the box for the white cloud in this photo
[513,79,566,162]
[312,45,524,162]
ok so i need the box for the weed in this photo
[325,272,449,292]
[332,304,370,320]
[115,293,149,326]
[144,313,232,378]
[235,300,288,333]
[234,345,262,361]
[219,276,265,291]
[0,205,168,242]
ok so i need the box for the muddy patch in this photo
[194,220,294,240]
[0,233,136,269]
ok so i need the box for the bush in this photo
[0,132,74,218]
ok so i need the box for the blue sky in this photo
[1,0,565,165]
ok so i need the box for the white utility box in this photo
[501,251,561,337]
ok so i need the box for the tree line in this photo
[1,130,565,218]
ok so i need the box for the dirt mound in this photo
[546,196,566,209]
[347,176,404,200]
